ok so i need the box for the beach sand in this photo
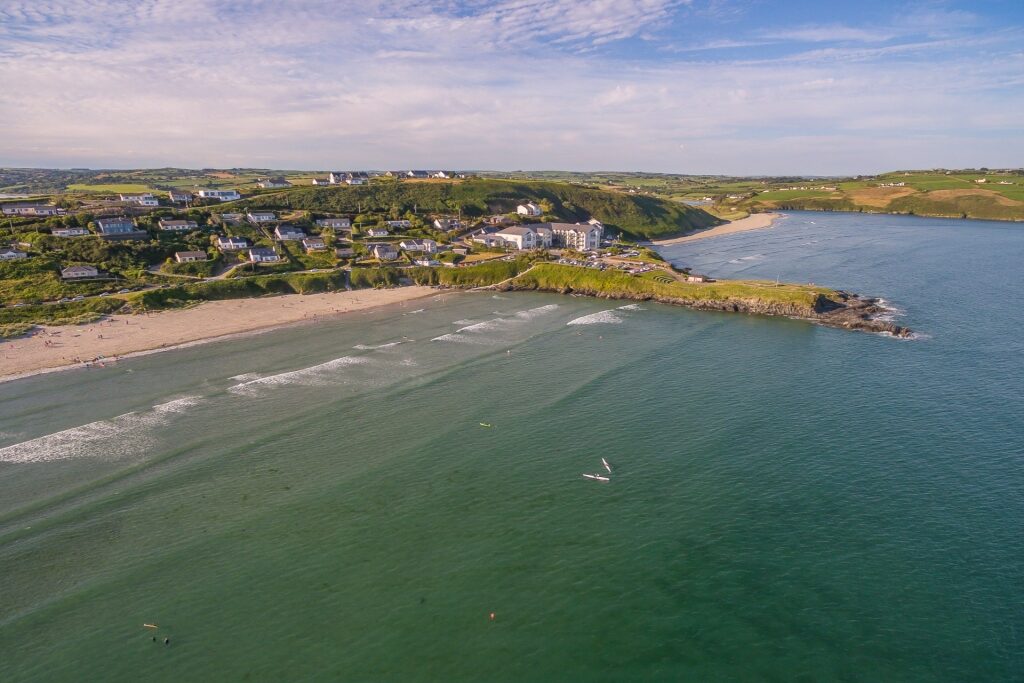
[650,213,780,246]
[0,286,439,382]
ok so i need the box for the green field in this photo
[67,183,156,193]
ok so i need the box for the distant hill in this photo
[242,179,722,239]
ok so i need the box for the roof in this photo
[496,226,536,236]
[175,250,207,258]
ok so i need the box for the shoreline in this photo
[648,212,780,246]
[0,287,439,383]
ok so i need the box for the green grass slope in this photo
[241,179,722,239]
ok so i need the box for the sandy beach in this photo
[650,213,780,246]
[0,286,439,382]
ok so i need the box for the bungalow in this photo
[494,226,538,250]
[158,219,199,231]
[302,237,327,252]
[316,217,351,229]
[167,189,193,203]
[431,171,452,179]
[197,189,241,201]
[452,246,469,255]
[344,172,369,185]
[95,218,137,234]
[257,177,290,189]
[366,227,390,237]
[335,245,355,258]
[215,235,251,251]
[686,274,711,283]
[248,247,280,263]
[311,178,332,185]
[516,202,542,217]
[486,214,512,225]
[247,210,277,223]
[175,250,208,263]
[399,238,438,253]
[0,248,28,260]
[368,243,399,261]
[120,193,159,207]
[405,170,430,179]
[414,257,440,266]
[1,202,65,217]
[274,225,306,240]
[61,265,99,279]
[51,227,90,237]
[386,219,412,229]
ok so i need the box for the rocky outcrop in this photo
[492,281,913,338]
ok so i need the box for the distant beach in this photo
[649,213,780,246]
[0,286,439,382]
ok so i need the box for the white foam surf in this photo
[0,396,204,464]
[353,341,403,350]
[228,356,370,394]
[567,310,624,326]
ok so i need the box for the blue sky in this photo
[0,0,1021,174]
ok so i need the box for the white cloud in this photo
[0,0,1020,174]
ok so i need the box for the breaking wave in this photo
[0,396,204,464]
[228,356,370,394]
[567,310,624,326]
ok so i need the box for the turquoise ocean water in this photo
[1,211,1021,681]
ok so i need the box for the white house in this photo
[215,235,251,251]
[386,219,412,229]
[61,265,99,279]
[1,202,65,217]
[274,225,306,240]
[197,189,241,201]
[175,250,208,263]
[95,218,136,234]
[51,228,90,237]
[0,248,28,260]
[405,170,430,179]
[345,172,369,185]
[335,245,355,258]
[257,177,290,189]
[368,243,399,260]
[316,217,351,229]
[302,237,326,252]
[167,189,192,203]
[414,257,440,266]
[516,202,542,217]
[158,219,199,231]
[217,212,244,225]
[494,226,538,250]
[248,247,280,263]
[247,211,277,223]
[431,171,452,179]
[120,193,159,207]
[399,239,438,253]
[366,227,389,237]
[311,178,331,185]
